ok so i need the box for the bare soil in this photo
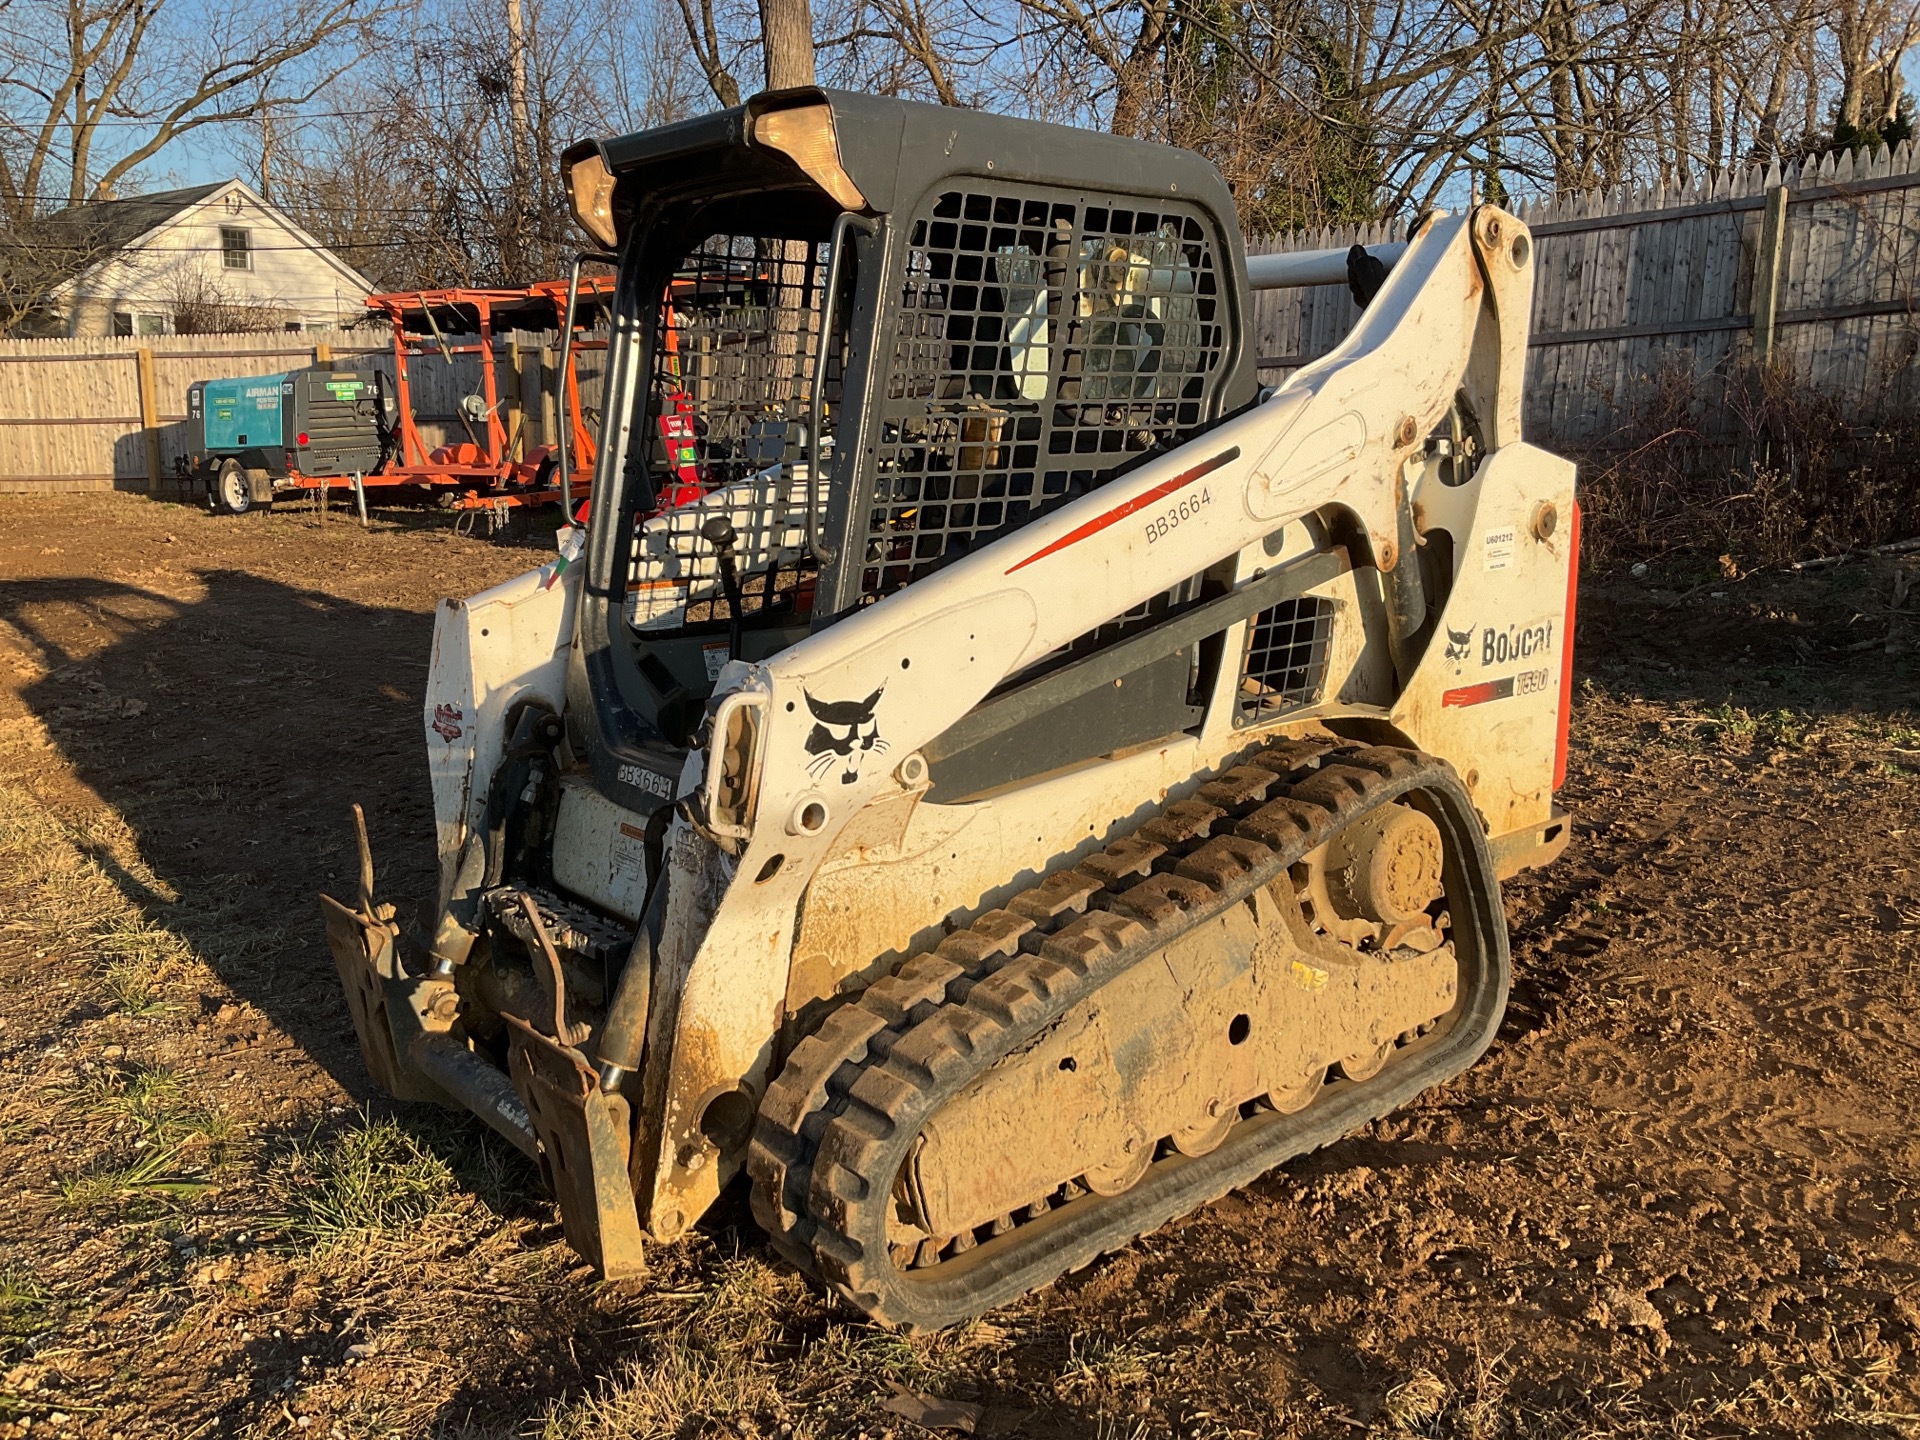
[1,492,1916,1440]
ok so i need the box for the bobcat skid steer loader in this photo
[321,86,1578,1330]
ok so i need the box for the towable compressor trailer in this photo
[322,87,1578,1330]
[184,278,615,520]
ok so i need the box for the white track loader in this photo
[322,86,1578,1329]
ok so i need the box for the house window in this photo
[221,227,252,270]
[110,309,167,335]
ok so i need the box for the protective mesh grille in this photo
[1236,597,1335,721]
[624,233,835,633]
[649,234,834,489]
[861,186,1225,599]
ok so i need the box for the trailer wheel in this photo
[209,459,253,516]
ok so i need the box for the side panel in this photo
[550,776,655,923]
[1392,443,1577,844]
[201,372,286,451]
[424,565,580,908]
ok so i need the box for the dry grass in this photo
[271,1115,460,1249]
[56,1066,239,1211]
[0,776,202,1014]
[1571,356,1920,569]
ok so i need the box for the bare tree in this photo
[266,0,675,288]
[167,270,287,332]
[0,209,110,333]
[0,0,379,226]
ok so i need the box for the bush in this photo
[1569,353,1920,569]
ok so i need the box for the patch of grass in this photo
[1699,704,1810,751]
[0,781,200,1013]
[57,1066,236,1211]
[1060,1332,1155,1385]
[534,1257,797,1440]
[532,1255,994,1440]
[0,1271,51,1350]
[1384,1368,1450,1432]
[273,1114,457,1248]
[534,1343,782,1440]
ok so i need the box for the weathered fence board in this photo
[1246,141,1920,451]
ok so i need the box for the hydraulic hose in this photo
[595,869,669,1091]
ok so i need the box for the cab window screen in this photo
[624,232,841,633]
[862,186,1225,600]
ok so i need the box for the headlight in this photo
[565,149,618,248]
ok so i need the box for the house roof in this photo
[41,179,376,304]
[41,182,227,256]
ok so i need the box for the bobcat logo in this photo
[1443,624,1474,665]
[803,686,888,785]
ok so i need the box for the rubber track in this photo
[745,739,1511,1330]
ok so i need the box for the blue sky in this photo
[119,47,1920,202]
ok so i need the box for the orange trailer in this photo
[271,276,615,523]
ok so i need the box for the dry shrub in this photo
[1568,352,1920,570]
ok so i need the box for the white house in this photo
[40,180,374,336]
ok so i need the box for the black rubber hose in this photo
[595,865,670,1086]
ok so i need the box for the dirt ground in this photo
[1,491,1916,1440]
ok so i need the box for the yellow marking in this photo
[1289,960,1329,991]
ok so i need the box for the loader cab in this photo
[567,89,1262,814]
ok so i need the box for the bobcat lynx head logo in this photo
[1443,624,1474,665]
[803,686,888,785]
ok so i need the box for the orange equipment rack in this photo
[280,276,614,517]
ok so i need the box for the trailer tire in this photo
[209,459,253,516]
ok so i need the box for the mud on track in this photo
[0,492,1916,1439]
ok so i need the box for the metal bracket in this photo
[320,892,442,1104]
[925,547,1351,766]
[505,1015,649,1279]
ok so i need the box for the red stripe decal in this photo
[1553,502,1582,789]
[1005,447,1240,575]
[1442,677,1516,708]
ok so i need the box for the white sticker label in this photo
[702,643,731,681]
[1483,526,1516,571]
[611,827,646,882]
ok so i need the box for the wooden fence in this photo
[0,327,607,494]
[1248,140,1920,450]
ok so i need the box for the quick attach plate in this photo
[504,1015,648,1279]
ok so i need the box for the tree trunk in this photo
[507,0,533,176]
[759,0,817,88]
[259,109,275,200]
[1108,0,1173,138]
[1543,0,1580,190]
[1752,7,1808,160]
[756,0,818,445]
[505,0,532,279]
